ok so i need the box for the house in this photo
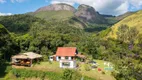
[55,47,78,68]
[11,52,42,67]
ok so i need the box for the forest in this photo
[0,14,142,80]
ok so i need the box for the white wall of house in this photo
[59,60,76,68]
[61,57,65,60]
[56,56,73,61]
[56,56,59,61]
[68,57,72,60]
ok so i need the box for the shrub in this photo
[11,68,61,80]
[62,69,82,80]
[84,64,91,71]
[101,71,105,74]
[10,68,95,80]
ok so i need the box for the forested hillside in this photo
[107,10,142,40]
[0,3,142,80]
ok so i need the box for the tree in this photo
[117,24,139,50]
[117,24,129,43]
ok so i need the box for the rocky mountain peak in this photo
[35,3,76,12]
[78,4,94,10]
[35,3,107,24]
[75,4,107,24]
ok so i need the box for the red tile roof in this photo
[56,47,77,56]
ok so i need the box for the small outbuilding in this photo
[11,52,42,67]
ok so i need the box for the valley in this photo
[0,3,142,80]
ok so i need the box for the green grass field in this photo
[1,60,115,80]
[78,60,115,80]
[11,60,115,80]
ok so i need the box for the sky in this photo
[0,0,142,16]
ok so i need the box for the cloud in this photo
[0,0,6,3]
[50,0,142,15]
[0,12,12,16]
[51,1,74,6]
[11,0,27,3]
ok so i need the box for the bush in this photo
[11,68,61,80]
[84,64,91,71]
[62,69,82,80]
[101,71,105,74]
[9,68,95,80]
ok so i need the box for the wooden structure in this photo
[76,53,86,62]
[11,52,42,67]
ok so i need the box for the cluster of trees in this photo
[0,14,142,80]
[0,14,43,33]
[0,24,19,65]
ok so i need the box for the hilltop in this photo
[107,10,142,39]
[115,12,135,21]
[36,3,76,12]
[32,3,107,24]
[75,4,107,24]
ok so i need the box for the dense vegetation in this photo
[0,24,19,64]
[0,11,142,80]
[107,10,142,39]
[3,68,94,80]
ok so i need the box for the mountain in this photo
[33,3,107,24]
[115,12,135,21]
[107,10,142,39]
[35,3,75,12]
[75,4,107,24]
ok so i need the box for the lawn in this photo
[12,60,115,80]
[78,60,115,80]
[32,61,62,72]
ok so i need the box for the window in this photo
[65,56,68,60]
[58,56,61,60]
[62,62,70,67]
[71,57,74,60]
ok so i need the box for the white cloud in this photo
[11,0,26,3]
[51,1,74,6]
[0,12,12,16]
[129,0,142,9]
[0,0,6,3]
[50,0,142,15]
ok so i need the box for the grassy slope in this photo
[33,10,74,21]
[115,12,135,21]
[8,62,95,80]
[11,61,115,80]
[107,10,142,39]
[79,60,115,80]
[32,10,87,29]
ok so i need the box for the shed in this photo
[11,52,42,67]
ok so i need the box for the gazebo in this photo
[11,52,42,67]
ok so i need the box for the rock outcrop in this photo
[75,4,107,24]
[35,3,107,24]
[36,3,75,12]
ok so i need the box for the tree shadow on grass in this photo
[0,63,11,78]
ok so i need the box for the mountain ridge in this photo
[34,3,107,24]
